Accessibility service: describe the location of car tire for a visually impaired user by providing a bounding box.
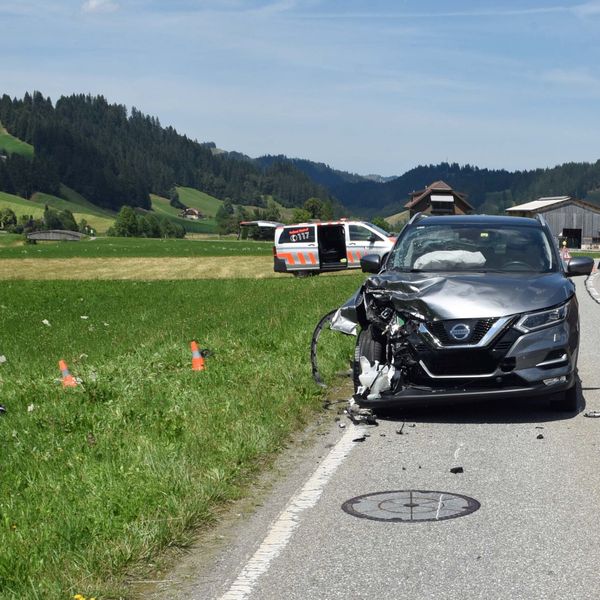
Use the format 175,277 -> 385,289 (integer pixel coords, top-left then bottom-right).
550,383 -> 579,412
353,326 -> 385,391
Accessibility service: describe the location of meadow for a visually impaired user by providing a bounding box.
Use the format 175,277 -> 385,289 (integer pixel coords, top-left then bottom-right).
0,273 -> 361,598
0,235 -> 273,259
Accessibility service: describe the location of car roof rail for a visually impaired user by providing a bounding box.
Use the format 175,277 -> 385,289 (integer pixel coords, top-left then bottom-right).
408,212 -> 427,225
535,213 -> 548,227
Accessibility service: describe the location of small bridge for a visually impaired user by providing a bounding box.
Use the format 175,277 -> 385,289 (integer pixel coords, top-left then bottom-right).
26,230 -> 84,242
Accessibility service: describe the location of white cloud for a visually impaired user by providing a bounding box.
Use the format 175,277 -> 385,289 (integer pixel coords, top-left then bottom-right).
81,0 -> 119,14
573,1 -> 600,17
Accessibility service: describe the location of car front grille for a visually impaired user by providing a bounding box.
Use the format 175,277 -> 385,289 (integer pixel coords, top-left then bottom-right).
427,318 -> 497,346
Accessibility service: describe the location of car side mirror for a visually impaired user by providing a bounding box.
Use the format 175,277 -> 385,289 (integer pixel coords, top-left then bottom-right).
368,234 -> 378,243
566,256 -> 594,277
361,253 -> 382,273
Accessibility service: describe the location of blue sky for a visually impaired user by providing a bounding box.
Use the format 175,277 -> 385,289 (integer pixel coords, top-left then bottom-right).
1,0 -> 600,176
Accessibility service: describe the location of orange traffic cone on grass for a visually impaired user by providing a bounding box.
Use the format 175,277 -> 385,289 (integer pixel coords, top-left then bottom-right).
190,341 -> 205,371
59,359 -> 78,387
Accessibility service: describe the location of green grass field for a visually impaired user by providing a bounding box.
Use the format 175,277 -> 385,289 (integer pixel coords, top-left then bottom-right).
0,125 -> 34,157
0,275 -> 360,598
0,236 -> 273,259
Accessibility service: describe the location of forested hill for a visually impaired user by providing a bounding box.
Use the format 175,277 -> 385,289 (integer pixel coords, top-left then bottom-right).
331,161 -> 600,217
0,92 -> 332,211
251,156 -> 600,218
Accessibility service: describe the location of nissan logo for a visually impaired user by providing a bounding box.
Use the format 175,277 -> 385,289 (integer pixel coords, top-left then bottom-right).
449,323 -> 471,341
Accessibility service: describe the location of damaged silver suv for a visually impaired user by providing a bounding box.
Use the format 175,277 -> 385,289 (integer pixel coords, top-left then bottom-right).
332,214 -> 594,412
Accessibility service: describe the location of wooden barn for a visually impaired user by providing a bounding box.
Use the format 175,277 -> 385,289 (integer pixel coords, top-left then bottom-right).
404,180 -> 473,217
506,196 -> 600,248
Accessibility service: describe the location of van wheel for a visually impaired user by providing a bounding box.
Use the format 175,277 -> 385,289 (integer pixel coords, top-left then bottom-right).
292,270 -> 319,278
353,326 -> 385,391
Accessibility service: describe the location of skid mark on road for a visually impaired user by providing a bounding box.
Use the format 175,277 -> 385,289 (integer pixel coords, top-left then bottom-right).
218,424 -> 366,600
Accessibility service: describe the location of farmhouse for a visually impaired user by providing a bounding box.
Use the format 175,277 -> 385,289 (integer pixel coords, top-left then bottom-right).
506,196 -> 600,248
404,180 -> 473,217
180,207 -> 203,220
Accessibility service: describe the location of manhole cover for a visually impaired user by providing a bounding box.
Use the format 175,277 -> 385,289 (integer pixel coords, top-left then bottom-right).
342,490 -> 480,523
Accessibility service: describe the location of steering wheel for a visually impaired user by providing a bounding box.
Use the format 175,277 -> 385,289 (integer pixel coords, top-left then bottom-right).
503,260 -> 532,271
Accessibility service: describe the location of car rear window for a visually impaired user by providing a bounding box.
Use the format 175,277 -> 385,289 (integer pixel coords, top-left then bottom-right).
279,226 -> 315,244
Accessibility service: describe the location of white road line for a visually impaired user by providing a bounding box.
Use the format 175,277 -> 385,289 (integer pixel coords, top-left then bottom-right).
218,423 -> 366,600
453,444 -> 464,461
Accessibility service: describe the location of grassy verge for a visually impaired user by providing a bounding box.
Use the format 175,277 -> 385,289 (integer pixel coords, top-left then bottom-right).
0,275 -> 361,598
0,237 -> 273,259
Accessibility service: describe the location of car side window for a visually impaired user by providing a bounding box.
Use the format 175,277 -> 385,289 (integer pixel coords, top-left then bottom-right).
349,225 -> 381,242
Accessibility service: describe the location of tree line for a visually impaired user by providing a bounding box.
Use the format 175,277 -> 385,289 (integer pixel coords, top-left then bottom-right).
0,92 -> 333,213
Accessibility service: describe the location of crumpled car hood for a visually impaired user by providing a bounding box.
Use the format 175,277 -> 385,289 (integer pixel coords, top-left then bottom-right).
353,271 -> 575,321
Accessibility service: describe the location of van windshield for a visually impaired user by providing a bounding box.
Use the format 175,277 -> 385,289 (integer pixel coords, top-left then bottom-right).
388,223 -> 558,273
366,223 -> 391,237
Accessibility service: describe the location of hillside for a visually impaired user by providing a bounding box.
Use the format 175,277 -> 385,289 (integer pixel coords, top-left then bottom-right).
0,92 -> 333,215
0,125 -> 34,157
2,92 -> 600,222
0,188 -> 116,234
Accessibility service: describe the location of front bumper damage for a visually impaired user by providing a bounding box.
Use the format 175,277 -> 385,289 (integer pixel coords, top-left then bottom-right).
330,273 -> 578,408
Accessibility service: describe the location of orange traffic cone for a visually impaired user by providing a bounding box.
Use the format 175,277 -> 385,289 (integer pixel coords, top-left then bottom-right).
190,341 -> 205,371
59,359 -> 78,387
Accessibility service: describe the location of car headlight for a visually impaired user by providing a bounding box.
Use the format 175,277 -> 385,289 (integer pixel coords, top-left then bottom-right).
515,302 -> 568,333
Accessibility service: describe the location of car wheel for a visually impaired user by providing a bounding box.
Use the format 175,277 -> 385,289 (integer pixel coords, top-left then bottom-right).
550,384 -> 579,412
353,326 -> 385,391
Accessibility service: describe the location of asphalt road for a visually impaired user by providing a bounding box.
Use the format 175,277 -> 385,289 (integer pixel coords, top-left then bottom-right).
151,278 -> 600,600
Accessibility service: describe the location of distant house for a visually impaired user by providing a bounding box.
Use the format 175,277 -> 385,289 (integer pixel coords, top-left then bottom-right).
180,208 -> 203,220
404,180 -> 473,217
506,196 -> 600,248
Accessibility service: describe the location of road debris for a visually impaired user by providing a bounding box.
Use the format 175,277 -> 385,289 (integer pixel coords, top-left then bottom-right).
352,435 -> 367,443
450,466 -> 464,474
346,397 -> 378,425
537,434 -> 545,439
584,411 -> 600,418
42,319 -> 51,327
396,423 -> 406,435
0,404 -> 6,415
338,422 -> 346,429
27,404 -> 34,412
0,355 -> 6,365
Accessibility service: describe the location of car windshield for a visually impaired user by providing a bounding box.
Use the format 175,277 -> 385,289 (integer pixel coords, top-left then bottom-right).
387,223 -> 558,273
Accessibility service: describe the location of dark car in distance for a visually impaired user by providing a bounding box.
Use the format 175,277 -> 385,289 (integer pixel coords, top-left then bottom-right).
332,214 -> 594,412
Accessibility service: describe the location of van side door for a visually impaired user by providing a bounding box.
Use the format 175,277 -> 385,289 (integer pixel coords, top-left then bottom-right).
275,225 -> 319,273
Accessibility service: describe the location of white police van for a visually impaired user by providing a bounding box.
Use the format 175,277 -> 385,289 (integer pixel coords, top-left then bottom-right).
273,220 -> 396,276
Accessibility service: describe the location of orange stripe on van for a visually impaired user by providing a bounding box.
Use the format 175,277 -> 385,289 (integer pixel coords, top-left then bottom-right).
297,252 -> 306,265
308,252 -> 317,265
277,252 -> 295,265
347,251 -> 354,262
